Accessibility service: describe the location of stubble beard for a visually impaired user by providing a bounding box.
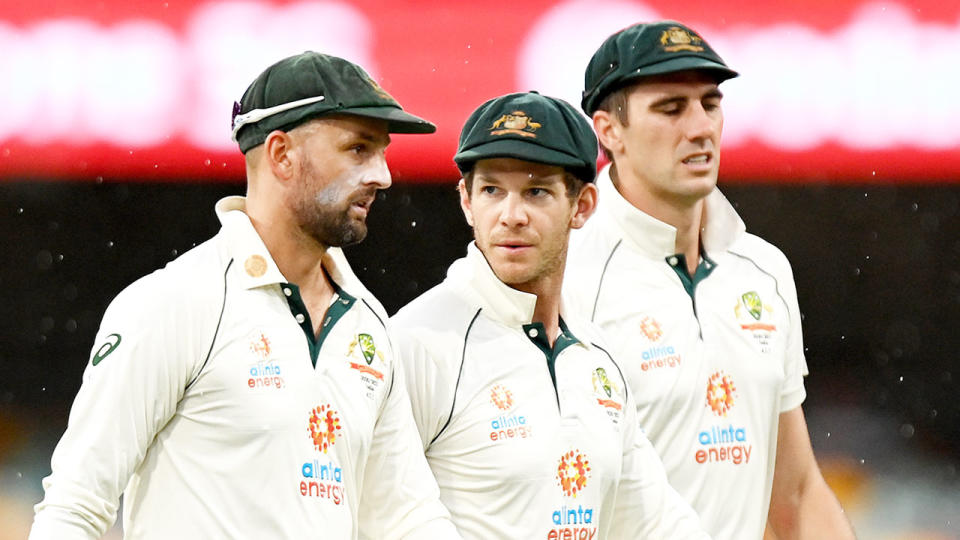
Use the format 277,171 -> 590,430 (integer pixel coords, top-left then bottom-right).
291,176 -> 369,249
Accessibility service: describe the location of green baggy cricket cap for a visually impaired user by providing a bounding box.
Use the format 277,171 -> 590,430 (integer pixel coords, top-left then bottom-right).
581,20 -> 738,115
454,91 -> 598,183
232,51 -> 436,153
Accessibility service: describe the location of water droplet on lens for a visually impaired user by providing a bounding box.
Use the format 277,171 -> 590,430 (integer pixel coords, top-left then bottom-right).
899,424 -> 915,438
204,159 -> 211,166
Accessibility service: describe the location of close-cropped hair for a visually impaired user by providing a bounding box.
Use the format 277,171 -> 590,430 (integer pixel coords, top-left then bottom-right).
595,86 -> 631,161
462,168 -> 586,200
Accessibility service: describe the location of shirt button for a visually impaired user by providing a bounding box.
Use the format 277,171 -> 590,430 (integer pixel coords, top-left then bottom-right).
283,287 -> 292,297
668,256 -> 679,266
295,313 -> 305,324
528,328 -> 539,338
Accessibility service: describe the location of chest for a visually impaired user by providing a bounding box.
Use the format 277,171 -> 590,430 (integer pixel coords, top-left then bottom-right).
178,287 -> 393,453
431,324 -> 626,490
596,254 -> 791,418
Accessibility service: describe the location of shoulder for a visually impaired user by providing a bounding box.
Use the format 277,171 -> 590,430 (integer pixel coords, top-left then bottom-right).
390,282 -> 482,365
103,234 -> 229,325
727,231 -> 796,282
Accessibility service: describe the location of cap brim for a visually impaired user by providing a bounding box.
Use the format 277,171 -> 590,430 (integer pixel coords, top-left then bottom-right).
626,56 -> 738,83
455,139 -> 584,171
340,105 -> 436,134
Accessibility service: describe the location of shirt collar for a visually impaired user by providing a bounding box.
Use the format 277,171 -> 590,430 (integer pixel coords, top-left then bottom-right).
448,242 -> 590,344
215,196 -> 376,303
596,164 -> 746,258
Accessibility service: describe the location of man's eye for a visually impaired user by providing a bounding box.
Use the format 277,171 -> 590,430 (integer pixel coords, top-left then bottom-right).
480,185 -> 498,195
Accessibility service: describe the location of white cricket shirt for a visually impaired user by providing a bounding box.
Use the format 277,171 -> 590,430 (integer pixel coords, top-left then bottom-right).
391,243 -> 707,540
30,196 -> 458,540
565,165 -> 809,540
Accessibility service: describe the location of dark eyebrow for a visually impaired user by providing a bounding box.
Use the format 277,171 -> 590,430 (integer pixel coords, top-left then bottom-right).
354,130 -> 391,147
704,88 -> 724,100
649,96 -> 687,109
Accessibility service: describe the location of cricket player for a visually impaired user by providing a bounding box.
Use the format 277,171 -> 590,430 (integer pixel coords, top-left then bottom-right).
392,91 -> 708,539
565,21 -> 856,539
30,52 -> 459,539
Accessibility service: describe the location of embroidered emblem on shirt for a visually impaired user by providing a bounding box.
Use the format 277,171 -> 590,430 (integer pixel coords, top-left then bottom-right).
308,404 -> 342,453
556,450 -> 591,497
490,384 -> 514,410
698,372 -> 752,465
249,332 -> 272,359
347,334 -> 385,380
91,333 -> 122,366
734,291 -> 777,352
551,450 -> 597,536
705,371 -> 737,417
638,316 -> 663,342
244,254 -> 267,277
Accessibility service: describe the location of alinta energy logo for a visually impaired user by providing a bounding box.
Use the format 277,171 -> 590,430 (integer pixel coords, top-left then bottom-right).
247,331 -> 285,390
488,384 -> 531,442
637,315 -> 681,372
550,450 -> 596,540
697,371 -> 752,466
301,404 -> 346,505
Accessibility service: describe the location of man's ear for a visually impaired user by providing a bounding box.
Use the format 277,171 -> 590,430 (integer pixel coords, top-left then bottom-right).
264,130 -> 296,181
570,182 -> 598,230
458,178 -> 474,227
593,110 -> 624,157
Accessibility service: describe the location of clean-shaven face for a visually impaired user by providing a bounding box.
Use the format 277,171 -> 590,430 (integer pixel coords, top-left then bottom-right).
617,71 -> 724,206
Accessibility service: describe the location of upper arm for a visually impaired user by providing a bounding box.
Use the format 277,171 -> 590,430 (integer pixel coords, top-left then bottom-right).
356,360 -> 460,540
31,277 -> 208,539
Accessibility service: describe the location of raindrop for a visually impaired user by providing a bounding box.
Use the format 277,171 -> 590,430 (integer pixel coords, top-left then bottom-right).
17,208 -> 24,214
411,221 -> 417,228
899,424 -> 915,438
863,192 -> 868,198
929,409 -> 938,419
65,319 -> 78,333
56,254 -> 64,262
864,255 -> 870,261
464,60 -> 469,64
871,171 -> 876,176
204,159 -> 212,166
128,150 -> 134,155
826,432 -> 831,438
853,267 -> 861,276
466,44 -> 471,49
41,387 -> 46,392
96,176 -> 104,184
841,335 -> 845,341
107,241 -> 114,248
171,249 -> 179,257
859,458 -> 865,464
154,164 -> 159,169
40,317 -> 55,332
36,250 -> 53,270
17,472 -> 22,479
379,268 -> 386,274
898,376 -> 904,382
911,202 -> 919,212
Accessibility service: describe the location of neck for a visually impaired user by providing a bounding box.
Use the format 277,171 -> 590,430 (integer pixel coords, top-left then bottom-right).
610,165 -> 705,275
531,288 -> 562,347
244,192 -> 335,335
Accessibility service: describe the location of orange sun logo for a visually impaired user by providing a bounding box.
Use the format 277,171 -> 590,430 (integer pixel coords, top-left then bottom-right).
308,404 -> 342,453
638,316 -> 663,342
706,371 -> 737,417
556,450 -> 591,497
490,384 -> 514,410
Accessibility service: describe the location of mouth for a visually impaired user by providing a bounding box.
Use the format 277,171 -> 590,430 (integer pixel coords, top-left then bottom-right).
350,194 -> 376,217
681,152 -> 712,166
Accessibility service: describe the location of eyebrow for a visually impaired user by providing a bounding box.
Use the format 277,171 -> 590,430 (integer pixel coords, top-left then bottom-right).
351,129 -> 391,147
649,88 -> 724,109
